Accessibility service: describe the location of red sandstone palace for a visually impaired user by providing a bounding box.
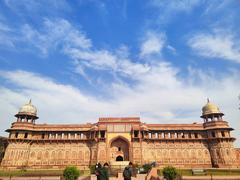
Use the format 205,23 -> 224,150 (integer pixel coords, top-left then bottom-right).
1,100 -> 240,169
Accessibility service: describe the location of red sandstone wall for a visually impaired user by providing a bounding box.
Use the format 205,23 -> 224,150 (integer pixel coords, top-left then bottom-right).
235,148 -> 240,167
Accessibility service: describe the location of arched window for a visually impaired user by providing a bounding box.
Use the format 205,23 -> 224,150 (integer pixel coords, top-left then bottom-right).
45,151 -> 49,159
170,150 -> 175,157
79,151 -> 83,160
58,151 -> 62,160
15,151 -> 18,160
205,150 -> 209,157
85,151 -> 90,159
163,150 -> 167,157
37,151 -> 42,160
72,151 -> 77,159
198,150 -> 202,157
191,150 -> 196,158
51,151 -> 55,160
184,150 -> 188,158
177,150 -> 182,157
65,151 -> 69,159
11,150 -> 15,160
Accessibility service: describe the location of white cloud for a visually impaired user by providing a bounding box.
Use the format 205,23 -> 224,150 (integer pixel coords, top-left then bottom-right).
0,34 -> 14,48
68,47 -> 151,79
152,0 -> 200,12
188,31 -> 240,63
140,31 -> 166,57
21,19 -> 91,56
150,0 -> 201,23
3,0 -> 71,16
0,22 -> 11,32
0,18 -> 239,147
1,66 -> 240,146
15,19 -> 150,79
166,45 -> 176,54
0,21 -> 15,48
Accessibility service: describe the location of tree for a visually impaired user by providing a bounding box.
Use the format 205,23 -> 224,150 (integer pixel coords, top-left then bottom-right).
162,166 -> 177,180
63,166 -> 80,180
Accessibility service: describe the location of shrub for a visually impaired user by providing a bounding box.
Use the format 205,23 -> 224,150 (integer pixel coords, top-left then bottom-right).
63,166 -> 80,180
142,164 -> 152,173
89,165 -> 96,174
162,166 -> 177,180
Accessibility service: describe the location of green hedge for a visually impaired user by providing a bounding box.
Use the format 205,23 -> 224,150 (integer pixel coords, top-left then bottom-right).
162,166 -> 178,180
63,166 -> 80,180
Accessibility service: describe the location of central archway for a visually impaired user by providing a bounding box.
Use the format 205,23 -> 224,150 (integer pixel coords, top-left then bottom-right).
116,155 -> 123,161
110,136 -> 129,161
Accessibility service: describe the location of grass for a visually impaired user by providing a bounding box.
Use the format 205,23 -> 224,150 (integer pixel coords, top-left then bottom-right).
158,168 -> 240,176
0,169 -> 90,177
206,169 -> 240,176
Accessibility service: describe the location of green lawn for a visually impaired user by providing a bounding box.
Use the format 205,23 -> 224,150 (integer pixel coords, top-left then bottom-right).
158,168 -> 240,176
206,169 -> 240,176
0,169 -> 90,177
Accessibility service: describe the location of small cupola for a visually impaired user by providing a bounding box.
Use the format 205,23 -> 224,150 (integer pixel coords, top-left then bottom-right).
201,99 -> 224,122
15,99 -> 38,123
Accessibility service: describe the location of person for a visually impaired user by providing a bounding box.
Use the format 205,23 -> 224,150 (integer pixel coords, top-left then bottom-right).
95,162 -> 102,180
123,162 -> 133,180
102,162 -> 109,180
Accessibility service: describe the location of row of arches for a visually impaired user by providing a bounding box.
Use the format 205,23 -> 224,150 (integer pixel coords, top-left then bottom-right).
4,149 -> 91,161
4,149 -> 28,160
31,150 -> 90,160
144,149 -> 211,159
211,148 -> 233,159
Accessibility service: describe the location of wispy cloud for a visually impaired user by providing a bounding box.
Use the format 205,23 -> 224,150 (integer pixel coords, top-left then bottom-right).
140,31 -> 166,57
3,0 -> 71,16
0,21 -> 15,48
18,19 -> 151,80
188,30 -> 240,63
150,0 -> 201,23
21,19 -> 91,56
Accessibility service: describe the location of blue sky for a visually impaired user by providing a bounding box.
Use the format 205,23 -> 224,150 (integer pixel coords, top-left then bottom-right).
0,0 -> 240,145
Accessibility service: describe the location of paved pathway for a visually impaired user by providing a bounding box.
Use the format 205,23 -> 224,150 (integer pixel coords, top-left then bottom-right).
182,176 -> 240,180
0,177 -> 90,180
2,175 -> 240,180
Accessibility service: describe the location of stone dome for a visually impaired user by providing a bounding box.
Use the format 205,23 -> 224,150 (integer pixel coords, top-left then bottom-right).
17,100 -> 37,117
201,99 -> 222,117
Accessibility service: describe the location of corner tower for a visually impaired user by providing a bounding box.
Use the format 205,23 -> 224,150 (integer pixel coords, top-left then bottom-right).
201,99 -> 237,167
8,100 -> 38,140
15,99 -> 38,124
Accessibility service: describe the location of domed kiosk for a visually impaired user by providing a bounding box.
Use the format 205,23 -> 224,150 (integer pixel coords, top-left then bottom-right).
15,99 -> 38,124
201,99 -> 224,123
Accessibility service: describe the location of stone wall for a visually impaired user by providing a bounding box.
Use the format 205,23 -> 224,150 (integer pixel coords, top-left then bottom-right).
0,137 -> 8,164
208,141 -> 237,168
1,141 -> 97,169
235,148 -> 240,168
140,141 -> 212,168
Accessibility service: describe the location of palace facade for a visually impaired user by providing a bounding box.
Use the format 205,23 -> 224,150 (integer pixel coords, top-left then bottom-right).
1,100 -> 240,169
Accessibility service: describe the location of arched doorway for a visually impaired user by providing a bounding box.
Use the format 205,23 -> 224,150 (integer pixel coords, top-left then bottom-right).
116,155 -> 123,161
110,136 -> 129,161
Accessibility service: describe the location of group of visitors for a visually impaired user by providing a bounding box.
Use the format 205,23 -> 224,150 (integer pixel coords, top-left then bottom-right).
95,162 -> 133,180
95,162 -> 109,180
